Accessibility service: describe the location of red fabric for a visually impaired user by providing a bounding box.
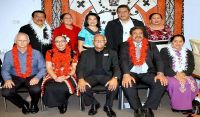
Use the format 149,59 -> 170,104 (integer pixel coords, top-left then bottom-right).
52,23 -> 81,52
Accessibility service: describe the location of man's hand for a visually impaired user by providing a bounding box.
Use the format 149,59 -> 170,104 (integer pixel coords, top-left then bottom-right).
122,74 -> 136,88
3,80 -> 15,88
29,77 -> 39,85
105,77 -> 118,91
78,79 -> 91,93
154,73 -> 168,86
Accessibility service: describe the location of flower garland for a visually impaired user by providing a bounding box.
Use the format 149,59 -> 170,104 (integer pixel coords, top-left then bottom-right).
12,45 -> 33,78
127,37 -> 148,65
51,45 -> 76,77
167,44 -> 187,72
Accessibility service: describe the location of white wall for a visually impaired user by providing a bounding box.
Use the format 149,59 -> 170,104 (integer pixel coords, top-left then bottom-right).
0,0 -> 199,51
184,0 -> 200,49
0,0 -> 41,52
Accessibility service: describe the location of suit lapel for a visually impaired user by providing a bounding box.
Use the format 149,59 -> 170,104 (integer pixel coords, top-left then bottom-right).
103,49 -> 110,69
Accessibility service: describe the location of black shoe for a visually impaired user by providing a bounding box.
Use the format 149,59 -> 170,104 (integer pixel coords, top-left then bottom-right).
134,108 -> 144,117
103,106 -> 116,117
144,108 -> 154,117
30,104 -> 39,114
22,102 -> 30,114
58,103 -> 67,114
88,103 -> 100,115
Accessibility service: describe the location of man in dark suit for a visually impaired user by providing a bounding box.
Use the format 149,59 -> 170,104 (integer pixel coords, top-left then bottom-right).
105,5 -> 147,51
119,27 -> 168,117
77,34 -> 121,117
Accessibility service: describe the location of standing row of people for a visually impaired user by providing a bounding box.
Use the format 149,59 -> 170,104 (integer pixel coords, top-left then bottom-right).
1,4 -> 198,117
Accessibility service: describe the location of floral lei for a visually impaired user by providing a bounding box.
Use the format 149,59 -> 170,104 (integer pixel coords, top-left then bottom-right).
51,45 -> 76,76
12,45 -> 32,78
167,44 -> 188,72
127,37 -> 149,65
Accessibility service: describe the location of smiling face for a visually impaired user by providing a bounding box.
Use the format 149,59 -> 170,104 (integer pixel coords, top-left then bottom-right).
62,14 -> 73,26
93,34 -> 107,51
130,28 -> 144,43
150,13 -> 162,25
87,15 -> 98,27
171,36 -> 184,51
117,7 -> 130,21
15,33 -> 30,49
32,12 -> 46,27
54,36 -> 67,51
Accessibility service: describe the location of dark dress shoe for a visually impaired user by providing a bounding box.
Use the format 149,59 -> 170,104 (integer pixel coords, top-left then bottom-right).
22,103 -> 30,114
30,104 -> 39,114
103,106 -> 116,117
88,103 -> 100,115
144,108 -> 154,117
134,108 -> 144,117
58,104 -> 67,114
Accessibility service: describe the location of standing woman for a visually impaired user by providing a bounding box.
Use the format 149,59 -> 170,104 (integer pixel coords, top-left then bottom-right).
52,13 -> 81,53
42,36 -> 78,114
78,12 -> 105,53
146,13 -> 171,44
160,34 -> 198,112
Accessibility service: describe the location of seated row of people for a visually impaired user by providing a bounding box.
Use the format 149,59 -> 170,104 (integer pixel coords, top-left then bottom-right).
1,26 -> 198,117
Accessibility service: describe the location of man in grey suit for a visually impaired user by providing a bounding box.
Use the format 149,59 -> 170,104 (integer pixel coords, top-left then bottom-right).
119,27 -> 167,117
77,34 -> 121,117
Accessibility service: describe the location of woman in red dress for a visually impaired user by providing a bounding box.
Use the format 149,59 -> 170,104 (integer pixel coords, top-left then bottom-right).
42,35 -> 78,114
52,13 -> 81,53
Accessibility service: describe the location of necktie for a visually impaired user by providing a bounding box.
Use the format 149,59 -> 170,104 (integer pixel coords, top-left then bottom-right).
136,43 -> 141,59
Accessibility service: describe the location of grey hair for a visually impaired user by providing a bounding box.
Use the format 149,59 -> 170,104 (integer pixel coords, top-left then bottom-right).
14,32 -> 30,43
93,34 -> 107,41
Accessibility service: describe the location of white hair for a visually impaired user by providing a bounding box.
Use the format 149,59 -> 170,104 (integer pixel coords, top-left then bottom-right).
14,32 -> 30,43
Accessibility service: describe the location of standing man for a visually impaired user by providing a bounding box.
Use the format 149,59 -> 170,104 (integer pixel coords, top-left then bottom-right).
1,33 -> 46,114
105,5 -> 147,51
77,34 -> 121,117
119,27 -> 167,117
19,10 -> 52,56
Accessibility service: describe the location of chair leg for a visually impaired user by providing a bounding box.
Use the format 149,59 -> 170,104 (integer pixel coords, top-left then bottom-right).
80,94 -> 85,111
3,97 -> 7,112
118,86 -> 123,110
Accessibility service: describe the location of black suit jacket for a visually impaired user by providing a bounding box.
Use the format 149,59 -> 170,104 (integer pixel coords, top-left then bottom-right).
76,48 -> 121,79
160,47 -> 194,77
105,18 -> 147,51
119,42 -> 164,75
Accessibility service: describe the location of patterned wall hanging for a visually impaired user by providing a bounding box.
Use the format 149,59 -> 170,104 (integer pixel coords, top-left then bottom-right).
42,0 -> 183,34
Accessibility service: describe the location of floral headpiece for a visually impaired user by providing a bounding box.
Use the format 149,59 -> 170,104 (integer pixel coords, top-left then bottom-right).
62,34 -> 70,43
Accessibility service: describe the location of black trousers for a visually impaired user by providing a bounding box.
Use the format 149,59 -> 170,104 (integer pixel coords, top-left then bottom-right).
123,73 -> 166,110
2,75 -> 41,108
82,75 -> 118,107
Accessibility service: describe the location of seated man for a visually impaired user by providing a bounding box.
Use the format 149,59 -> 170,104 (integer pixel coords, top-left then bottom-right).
1,33 -> 46,114
77,34 -> 121,117
119,27 -> 168,117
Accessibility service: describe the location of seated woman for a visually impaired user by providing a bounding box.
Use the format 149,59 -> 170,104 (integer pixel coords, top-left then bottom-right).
42,36 -> 78,114
160,34 -> 198,112
78,12 -> 105,53
146,13 -> 171,45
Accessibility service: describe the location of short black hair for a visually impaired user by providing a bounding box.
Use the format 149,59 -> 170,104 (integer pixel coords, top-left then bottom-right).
149,13 -> 162,20
60,13 -> 72,20
84,12 -> 101,28
32,10 -> 46,18
129,26 -> 145,35
170,34 -> 185,43
117,4 -> 130,13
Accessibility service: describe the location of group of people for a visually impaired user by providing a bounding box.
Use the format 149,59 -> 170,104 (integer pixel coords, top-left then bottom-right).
1,4 -> 198,117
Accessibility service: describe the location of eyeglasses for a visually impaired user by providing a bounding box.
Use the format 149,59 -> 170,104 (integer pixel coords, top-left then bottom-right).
55,40 -> 66,44
94,40 -> 106,43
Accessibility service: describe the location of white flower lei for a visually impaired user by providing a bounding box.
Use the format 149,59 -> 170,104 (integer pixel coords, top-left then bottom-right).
167,44 -> 188,72
30,20 -> 52,45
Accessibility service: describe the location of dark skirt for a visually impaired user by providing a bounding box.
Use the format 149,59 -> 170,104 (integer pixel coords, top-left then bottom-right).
42,80 -> 71,107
